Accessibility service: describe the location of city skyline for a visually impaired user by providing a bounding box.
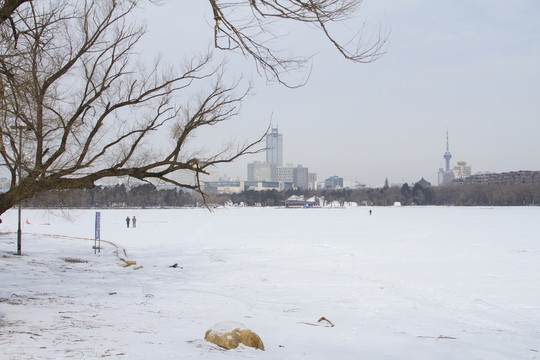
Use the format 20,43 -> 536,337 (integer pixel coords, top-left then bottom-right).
2,2 -> 538,189
141,1 -> 537,187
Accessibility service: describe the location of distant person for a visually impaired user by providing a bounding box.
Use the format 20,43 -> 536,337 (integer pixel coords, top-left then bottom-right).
369,209 -> 372,216
132,216 -> 137,228
125,216 -> 130,228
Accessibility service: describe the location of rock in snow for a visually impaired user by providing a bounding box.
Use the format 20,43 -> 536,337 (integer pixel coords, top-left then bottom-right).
204,321 -> 264,350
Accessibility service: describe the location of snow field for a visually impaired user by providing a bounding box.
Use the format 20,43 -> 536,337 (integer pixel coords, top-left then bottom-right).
1,206 -> 539,359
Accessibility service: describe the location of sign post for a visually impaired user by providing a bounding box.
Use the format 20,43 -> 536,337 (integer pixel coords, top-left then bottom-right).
94,211 -> 101,253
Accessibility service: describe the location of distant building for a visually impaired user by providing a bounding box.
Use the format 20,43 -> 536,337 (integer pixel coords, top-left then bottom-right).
247,127 -> 313,190
276,164 -> 294,183
266,127 -> 283,166
284,195 -> 323,208
438,170 -> 454,186
244,181 -> 292,191
247,161 -> 275,181
293,165 -> 309,189
308,173 -> 318,190
453,161 -> 472,180
463,170 -> 540,186
436,131 -> 472,186
204,180 -> 244,194
204,179 -> 295,194
275,164 -> 308,189
244,181 -> 279,191
415,177 -> 432,187
324,176 -> 343,189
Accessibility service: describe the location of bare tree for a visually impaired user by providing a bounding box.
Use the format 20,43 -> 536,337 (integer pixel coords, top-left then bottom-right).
0,0 -> 264,217
0,0 -> 387,218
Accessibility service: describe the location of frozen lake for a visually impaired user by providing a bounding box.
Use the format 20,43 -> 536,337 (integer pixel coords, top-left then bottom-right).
1,206 -> 539,359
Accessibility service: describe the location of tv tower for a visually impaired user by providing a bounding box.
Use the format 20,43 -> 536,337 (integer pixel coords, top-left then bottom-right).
443,130 -> 452,172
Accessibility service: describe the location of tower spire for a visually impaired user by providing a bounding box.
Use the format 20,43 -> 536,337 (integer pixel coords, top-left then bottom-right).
443,129 -> 452,172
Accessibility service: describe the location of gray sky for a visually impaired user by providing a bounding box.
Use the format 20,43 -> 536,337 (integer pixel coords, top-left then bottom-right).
4,1 -> 539,188
142,0 -> 536,187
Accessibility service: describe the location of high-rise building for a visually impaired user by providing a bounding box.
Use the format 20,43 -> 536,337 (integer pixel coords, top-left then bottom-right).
247,161 -> 275,181
308,173 -> 318,190
276,164 -> 294,183
266,127 -> 283,166
293,165 -> 309,190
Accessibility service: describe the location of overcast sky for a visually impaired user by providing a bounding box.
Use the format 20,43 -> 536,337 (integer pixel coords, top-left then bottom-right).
147,0 -> 537,187
5,1 -> 538,188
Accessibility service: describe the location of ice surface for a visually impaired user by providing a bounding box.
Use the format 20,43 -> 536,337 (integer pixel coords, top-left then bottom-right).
1,206 -> 539,359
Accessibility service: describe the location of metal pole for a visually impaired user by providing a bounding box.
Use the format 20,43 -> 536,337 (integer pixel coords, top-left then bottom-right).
17,203 -> 21,255
17,126 -> 22,255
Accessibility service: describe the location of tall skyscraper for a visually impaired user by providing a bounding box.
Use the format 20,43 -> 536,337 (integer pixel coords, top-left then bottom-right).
266,127 -> 283,166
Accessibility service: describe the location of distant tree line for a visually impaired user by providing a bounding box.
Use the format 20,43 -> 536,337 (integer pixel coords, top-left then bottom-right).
17,183 -> 540,209
23,184 -> 196,208
214,183 -> 540,207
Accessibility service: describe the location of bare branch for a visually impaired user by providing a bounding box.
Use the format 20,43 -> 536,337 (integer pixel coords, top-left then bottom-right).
207,0 -> 389,85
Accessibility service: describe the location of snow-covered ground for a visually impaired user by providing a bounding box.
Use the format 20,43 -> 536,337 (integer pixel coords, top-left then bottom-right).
1,206 -> 539,359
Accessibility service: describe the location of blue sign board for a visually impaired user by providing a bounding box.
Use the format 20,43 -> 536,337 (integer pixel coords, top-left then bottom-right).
95,212 -> 101,240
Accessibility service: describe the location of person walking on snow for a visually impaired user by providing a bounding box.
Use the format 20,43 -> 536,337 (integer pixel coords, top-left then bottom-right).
125,216 -> 130,228
132,216 -> 137,228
